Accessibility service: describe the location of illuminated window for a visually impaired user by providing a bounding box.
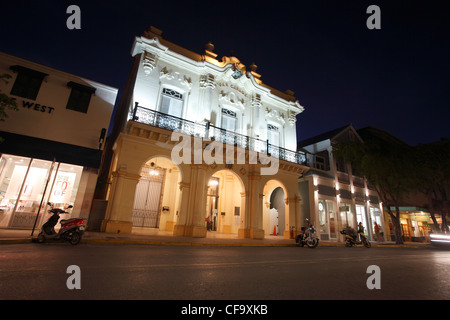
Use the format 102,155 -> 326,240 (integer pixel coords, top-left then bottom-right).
267,124 -> 280,147
221,108 -> 237,132
160,88 -> 183,118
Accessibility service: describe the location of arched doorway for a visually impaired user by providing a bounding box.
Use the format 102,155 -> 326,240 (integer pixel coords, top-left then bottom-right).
263,180 -> 288,237
132,157 -> 182,231
206,169 -> 245,235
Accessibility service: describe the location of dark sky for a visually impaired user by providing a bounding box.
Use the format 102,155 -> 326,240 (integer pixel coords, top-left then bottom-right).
1,0 -> 448,146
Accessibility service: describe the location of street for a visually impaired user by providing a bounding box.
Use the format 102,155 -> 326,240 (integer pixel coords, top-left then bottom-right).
1,242 -> 449,302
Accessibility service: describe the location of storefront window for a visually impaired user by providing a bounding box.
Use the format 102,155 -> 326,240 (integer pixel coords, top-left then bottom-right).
0,154 -> 83,229
356,204 -> 370,238
370,206 -> 382,230
11,158 -> 55,228
327,200 -> 336,238
340,202 -> 355,229
0,155 -> 32,227
318,199 -> 337,240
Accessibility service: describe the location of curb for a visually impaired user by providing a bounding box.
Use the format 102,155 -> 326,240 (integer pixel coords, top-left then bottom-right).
0,237 -> 431,248
0,238 -> 33,244
82,238 -> 299,247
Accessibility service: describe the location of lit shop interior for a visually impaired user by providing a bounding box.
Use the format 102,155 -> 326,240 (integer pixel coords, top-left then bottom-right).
0,154 -> 93,230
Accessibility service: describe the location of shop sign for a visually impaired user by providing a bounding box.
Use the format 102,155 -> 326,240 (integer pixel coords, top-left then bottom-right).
10,96 -> 55,114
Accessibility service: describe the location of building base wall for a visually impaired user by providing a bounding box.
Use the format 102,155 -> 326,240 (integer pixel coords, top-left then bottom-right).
238,228 -> 265,240
102,220 -> 133,234
173,224 -> 207,238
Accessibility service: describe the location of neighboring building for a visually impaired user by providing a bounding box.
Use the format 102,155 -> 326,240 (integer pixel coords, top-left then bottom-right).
98,26 -> 309,239
297,124 -> 386,242
0,52 -> 118,230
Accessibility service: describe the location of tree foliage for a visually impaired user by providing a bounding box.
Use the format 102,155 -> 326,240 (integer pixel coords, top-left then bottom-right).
414,139 -> 450,232
0,73 -> 18,122
333,127 -> 415,244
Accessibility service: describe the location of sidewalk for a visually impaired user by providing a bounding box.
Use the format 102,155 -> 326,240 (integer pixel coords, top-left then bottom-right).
0,227 -> 432,248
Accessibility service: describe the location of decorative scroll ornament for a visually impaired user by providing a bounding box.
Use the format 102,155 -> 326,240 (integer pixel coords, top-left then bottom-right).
287,110 -> 297,127
200,73 -> 216,89
160,67 -> 192,89
219,90 -> 245,109
251,93 -> 262,108
265,107 -> 286,125
143,52 -> 157,75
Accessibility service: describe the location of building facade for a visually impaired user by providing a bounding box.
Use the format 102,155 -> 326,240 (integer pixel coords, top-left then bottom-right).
298,125 -> 387,242
99,26 -> 310,239
0,52 -> 118,230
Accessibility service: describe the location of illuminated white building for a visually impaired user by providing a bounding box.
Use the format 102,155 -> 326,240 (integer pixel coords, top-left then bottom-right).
0,52 -> 118,230
298,124 -> 386,242
99,26 -> 309,239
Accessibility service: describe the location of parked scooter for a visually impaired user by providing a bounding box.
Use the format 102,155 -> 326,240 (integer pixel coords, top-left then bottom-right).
340,224 -> 371,248
37,202 -> 85,245
295,219 -> 320,248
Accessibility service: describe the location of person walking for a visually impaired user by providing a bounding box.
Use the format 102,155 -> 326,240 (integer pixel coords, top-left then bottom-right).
374,222 -> 381,242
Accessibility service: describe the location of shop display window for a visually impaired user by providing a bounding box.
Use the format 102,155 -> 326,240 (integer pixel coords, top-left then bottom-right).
0,154 -> 83,229
340,202 -> 355,229
356,204 -> 370,237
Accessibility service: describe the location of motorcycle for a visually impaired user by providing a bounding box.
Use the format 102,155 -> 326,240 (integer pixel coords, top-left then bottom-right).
37,202 -> 85,245
340,227 -> 371,248
295,219 -> 320,248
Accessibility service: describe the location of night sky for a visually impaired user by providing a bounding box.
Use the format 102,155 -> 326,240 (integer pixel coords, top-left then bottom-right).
1,0 -> 448,147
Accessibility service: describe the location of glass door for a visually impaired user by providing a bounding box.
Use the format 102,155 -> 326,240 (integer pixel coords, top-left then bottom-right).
318,200 -> 329,240
327,200 -> 336,239
356,204 -> 370,239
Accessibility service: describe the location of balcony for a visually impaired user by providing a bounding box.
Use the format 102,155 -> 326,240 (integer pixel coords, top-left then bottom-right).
130,103 -> 309,166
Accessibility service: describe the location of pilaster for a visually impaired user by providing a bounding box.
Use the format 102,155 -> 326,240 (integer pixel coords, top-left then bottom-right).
101,170 -> 140,234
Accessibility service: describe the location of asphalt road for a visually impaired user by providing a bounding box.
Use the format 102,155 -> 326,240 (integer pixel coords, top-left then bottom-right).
1,242 -> 449,302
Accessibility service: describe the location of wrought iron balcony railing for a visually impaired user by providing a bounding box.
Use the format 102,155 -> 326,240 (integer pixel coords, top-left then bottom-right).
131,103 -> 308,166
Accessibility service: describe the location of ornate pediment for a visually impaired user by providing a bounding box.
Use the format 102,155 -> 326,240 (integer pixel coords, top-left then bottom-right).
265,107 -> 286,125
219,90 -> 245,110
159,67 -> 192,89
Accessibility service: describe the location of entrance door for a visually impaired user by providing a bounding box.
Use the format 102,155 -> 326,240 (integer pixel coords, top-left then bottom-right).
132,166 -> 165,228
269,208 -> 279,235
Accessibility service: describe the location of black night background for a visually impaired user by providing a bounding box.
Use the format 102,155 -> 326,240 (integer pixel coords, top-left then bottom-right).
1,0 -> 448,145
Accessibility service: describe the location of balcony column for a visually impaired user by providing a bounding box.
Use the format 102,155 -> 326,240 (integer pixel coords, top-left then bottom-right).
190,165 -> 208,237
173,181 -> 190,236
101,170 -> 140,234
239,171 -> 264,239
285,194 -> 302,239
173,165 -> 207,238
